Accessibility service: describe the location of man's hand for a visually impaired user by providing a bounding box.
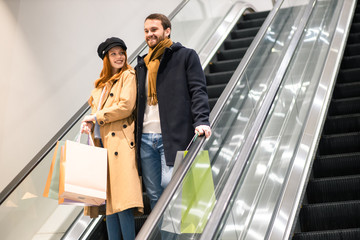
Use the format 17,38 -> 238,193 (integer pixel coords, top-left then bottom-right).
195,125 -> 211,138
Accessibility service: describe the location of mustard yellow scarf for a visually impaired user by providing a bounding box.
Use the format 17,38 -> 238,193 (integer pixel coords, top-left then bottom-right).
143,38 -> 173,105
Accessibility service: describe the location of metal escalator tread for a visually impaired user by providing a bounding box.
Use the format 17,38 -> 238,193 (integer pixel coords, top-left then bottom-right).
205,10 -> 270,111
293,228 -> 360,240
292,3 -> 360,239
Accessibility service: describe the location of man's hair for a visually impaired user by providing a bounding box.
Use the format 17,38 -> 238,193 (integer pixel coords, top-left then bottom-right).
145,13 -> 171,33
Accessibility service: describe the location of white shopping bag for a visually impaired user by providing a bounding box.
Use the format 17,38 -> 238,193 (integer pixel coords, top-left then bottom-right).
58,134 -> 107,206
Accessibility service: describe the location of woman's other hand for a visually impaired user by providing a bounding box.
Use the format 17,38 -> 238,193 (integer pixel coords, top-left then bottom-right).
81,115 -> 95,134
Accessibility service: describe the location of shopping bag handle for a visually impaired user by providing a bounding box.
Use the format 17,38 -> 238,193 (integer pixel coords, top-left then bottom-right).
75,132 -> 95,146
185,133 -> 199,151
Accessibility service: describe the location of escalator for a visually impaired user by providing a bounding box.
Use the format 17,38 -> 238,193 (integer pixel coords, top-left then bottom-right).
2,0 -> 356,239
293,2 -> 360,240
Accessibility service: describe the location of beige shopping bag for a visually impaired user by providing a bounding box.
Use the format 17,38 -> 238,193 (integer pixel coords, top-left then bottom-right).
58,135 -> 107,206
43,141 -> 64,199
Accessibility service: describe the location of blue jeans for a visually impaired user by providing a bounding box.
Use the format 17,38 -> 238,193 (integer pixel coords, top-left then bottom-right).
140,133 -> 173,209
106,208 -> 135,240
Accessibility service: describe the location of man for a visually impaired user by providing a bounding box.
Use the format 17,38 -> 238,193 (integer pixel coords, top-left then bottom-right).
135,13 -> 211,209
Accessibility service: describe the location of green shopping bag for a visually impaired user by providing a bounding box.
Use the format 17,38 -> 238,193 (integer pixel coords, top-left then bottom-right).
181,150 -> 215,233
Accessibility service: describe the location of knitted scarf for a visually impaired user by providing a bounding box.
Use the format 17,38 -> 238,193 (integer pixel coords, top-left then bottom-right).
143,38 -> 173,105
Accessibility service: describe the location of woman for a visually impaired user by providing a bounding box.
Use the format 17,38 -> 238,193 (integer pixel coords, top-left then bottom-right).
81,37 -> 143,240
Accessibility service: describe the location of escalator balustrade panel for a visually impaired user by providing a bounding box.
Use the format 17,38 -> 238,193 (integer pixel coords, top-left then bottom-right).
293,3 -> 360,240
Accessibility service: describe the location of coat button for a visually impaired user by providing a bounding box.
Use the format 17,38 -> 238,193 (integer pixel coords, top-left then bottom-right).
130,142 -> 134,146
123,124 -> 127,128
111,132 -> 115,136
114,152 -> 118,156
110,93 -> 114,97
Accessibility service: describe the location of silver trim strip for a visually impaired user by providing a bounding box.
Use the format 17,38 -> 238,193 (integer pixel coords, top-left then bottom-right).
267,1 -> 357,239
199,0 -> 318,239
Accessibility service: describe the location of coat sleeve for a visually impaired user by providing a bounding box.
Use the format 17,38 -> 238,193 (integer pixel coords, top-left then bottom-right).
95,69 -> 137,125
185,49 -> 210,128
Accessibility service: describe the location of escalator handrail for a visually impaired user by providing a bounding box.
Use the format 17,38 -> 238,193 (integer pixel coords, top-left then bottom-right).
0,0 -> 191,206
135,1 -> 292,239
199,0 -> 319,239
267,1 -> 357,239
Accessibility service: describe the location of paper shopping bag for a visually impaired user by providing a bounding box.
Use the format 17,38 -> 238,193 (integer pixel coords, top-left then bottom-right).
43,141 -> 65,199
180,150 -> 215,233
58,139 -> 107,206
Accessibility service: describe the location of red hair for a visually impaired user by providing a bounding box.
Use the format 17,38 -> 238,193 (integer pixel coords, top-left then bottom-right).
88,50 -> 131,106
94,50 -> 130,88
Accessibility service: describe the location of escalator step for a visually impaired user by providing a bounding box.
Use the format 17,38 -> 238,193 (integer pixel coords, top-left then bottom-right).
350,22 -> 360,33
242,11 -> 269,20
231,27 -> 260,39
207,84 -> 227,98
328,97 -> 360,116
135,215 -> 148,233
333,82 -> 360,99
209,98 -> 218,110
323,114 -> 360,134
307,175 -> 360,204
209,59 -> 241,73
337,68 -> 360,84
206,71 -> 233,85
347,32 -> 360,45
353,13 -> 360,23
217,48 -> 247,61
299,200 -> 360,232
340,55 -> 360,69
318,132 -> 360,155
293,228 -> 360,240
224,37 -> 253,49
237,18 -> 266,29
344,43 -> 360,56
313,152 -> 360,178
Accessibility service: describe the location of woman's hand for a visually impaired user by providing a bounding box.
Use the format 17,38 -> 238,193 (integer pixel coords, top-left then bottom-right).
81,115 -> 95,134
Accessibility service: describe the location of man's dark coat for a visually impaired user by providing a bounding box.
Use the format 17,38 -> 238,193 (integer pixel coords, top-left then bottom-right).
135,42 -> 210,166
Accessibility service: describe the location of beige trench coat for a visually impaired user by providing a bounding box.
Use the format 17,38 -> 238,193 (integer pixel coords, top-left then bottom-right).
84,69 -> 143,217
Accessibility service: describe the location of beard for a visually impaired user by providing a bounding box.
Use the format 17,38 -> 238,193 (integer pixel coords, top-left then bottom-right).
147,33 -> 166,48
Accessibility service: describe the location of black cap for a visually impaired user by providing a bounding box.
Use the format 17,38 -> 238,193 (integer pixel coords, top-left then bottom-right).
97,37 -> 127,59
